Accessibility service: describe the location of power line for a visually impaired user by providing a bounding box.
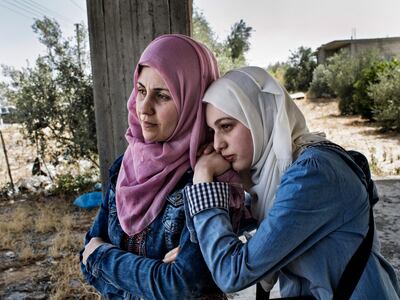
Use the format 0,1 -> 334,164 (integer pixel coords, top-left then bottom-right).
1,0 -> 80,32
3,0 -> 73,31
17,0 -> 58,18
0,2 -> 34,20
14,0 -> 56,20
23,0 -> 75,24
69,0 -> 85,12
23,0 -> 75,30
3,0 -> 43,19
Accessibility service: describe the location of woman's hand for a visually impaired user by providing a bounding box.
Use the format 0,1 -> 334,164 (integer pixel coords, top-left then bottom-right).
162,246 -> 180,263
194,146 -> 231,184
82,237 -> 105,266
197,143 -> 215,156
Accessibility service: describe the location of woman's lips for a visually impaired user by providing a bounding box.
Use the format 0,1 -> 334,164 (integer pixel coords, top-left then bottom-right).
223,155 -> 235,163
142,121 -> 157,129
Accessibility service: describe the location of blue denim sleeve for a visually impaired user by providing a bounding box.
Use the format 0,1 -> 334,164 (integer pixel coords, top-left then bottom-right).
84,189 -> 112,244
80,247 -> 129,299
183,196 -> 199,243
84,225 -> 218,299
190,155 -> 367,293
80,185 -> 130,298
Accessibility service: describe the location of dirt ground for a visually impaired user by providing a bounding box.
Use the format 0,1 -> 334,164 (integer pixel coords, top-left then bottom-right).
0,97 -> 399,299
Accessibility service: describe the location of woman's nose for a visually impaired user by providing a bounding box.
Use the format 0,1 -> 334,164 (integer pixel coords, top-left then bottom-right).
214,134 -> 227,153
138,95 -> 154,115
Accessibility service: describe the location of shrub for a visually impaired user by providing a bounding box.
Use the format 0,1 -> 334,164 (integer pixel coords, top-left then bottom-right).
324,50 -> 356,113
324,49 -> 381,115
267,62 -> 288,86
368,63 -> 400,131
2,18 -> 97,165
308,64 -> 334,98
284,46 -> 317,92
352,59 -> 399,120
53,173 -> 95,194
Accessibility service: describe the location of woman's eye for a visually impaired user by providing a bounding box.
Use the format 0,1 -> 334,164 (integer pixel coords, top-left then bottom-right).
158,93 -> 171,101
137,88 -> 146,97
220,124 -> 232,131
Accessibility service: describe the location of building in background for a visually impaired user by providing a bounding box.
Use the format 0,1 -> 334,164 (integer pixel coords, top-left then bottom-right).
317,36 -> 400,64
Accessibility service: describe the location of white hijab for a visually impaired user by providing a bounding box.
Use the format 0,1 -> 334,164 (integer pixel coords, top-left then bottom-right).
203,66 -> 327,221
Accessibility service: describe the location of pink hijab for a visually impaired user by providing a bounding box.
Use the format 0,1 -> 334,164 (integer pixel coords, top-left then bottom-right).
116,34 -> 220,236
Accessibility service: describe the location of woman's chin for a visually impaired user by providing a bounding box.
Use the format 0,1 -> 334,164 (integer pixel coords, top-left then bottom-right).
143,135 -> 156,143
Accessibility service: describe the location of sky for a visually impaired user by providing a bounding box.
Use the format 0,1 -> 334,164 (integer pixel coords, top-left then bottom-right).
195,0 -> 400,66
0,0 -> 399,81
0,0 -> 86,72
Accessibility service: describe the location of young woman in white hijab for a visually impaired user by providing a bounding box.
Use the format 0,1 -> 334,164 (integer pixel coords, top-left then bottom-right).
184,67 -> 400,299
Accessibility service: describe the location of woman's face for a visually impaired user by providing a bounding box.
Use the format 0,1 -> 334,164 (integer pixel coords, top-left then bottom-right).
136,67 -> 178,142
206,104 -> 253,173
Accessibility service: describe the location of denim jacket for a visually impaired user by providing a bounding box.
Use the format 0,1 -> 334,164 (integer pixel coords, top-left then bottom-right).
186,145 -> 400,300
80,156 -> 224,300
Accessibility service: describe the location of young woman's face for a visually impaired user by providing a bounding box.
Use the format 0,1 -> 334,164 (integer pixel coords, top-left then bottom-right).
206,104 -> 253,173
136,67 -> 178,142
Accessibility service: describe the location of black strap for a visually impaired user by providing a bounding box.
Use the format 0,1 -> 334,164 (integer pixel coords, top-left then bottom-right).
256,283 -> 270,300
333,198 -> 374,300
332,150 -> 376,300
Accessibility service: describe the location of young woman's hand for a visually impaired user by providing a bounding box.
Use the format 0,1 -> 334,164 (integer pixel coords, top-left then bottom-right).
82,237 -> 105,266
162,246 -> 180,263
193,148 -> 231,184
197,143 -> 215,156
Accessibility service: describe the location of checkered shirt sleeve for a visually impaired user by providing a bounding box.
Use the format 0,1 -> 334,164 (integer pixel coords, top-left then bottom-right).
185,182 -> 231,217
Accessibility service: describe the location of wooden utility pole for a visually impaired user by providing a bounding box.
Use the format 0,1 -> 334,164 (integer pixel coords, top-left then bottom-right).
86,0 -> 192,189
0,130 -> 14,193
75,23 -> 82,70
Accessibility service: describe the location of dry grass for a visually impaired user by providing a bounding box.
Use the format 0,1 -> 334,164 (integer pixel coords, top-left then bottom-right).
0,205 -> 34,250
61,214 -> 74,229
50,230 -> 79,258
0,229 -> 14,249
5,205 -> 34,233
50,254 -> 101,300
35,204 -> 59,233
0,195 -> 99,299
19,242 -> 36,262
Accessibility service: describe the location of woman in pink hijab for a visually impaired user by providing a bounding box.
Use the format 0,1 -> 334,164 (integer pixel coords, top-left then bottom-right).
79,34 -> 228,299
